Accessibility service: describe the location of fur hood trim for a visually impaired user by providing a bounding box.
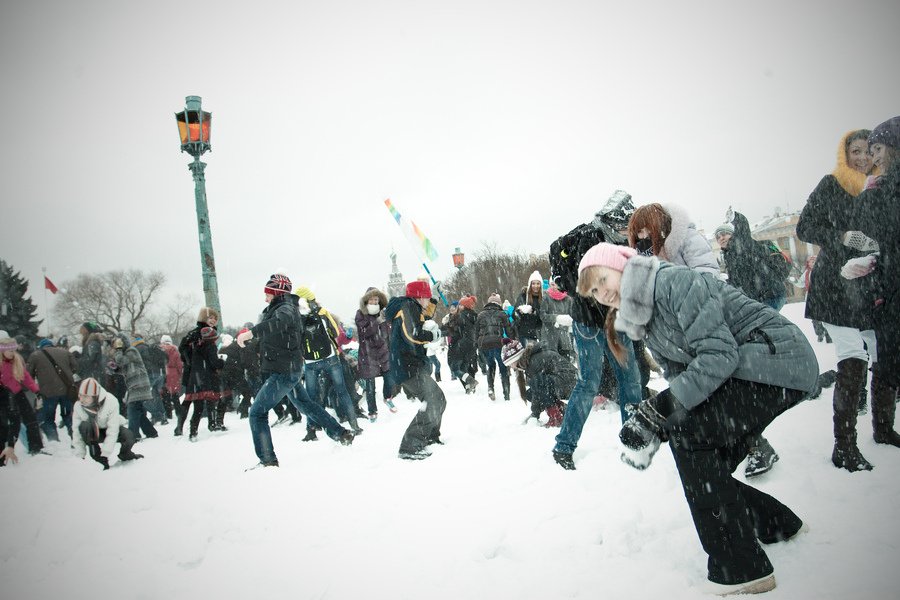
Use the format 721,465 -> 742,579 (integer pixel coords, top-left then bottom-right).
832,130 -> 870,197
359,287 -> 388,312
660,203 -> 697,263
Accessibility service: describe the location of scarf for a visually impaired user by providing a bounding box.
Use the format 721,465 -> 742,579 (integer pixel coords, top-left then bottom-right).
614,255 -> 660,341
81,399 -> 102,442
547,288 -> 568,301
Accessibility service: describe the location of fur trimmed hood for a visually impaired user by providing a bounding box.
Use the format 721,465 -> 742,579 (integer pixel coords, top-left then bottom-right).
359,287 -> 388,312
660,203 -> 697,262
832,130 -> 871,197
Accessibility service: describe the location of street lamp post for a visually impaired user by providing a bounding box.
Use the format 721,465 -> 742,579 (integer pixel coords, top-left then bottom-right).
452,247 -> 465,270
175,95 -> 221,318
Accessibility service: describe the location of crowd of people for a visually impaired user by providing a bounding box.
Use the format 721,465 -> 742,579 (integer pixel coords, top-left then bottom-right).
1,114 -> 898,596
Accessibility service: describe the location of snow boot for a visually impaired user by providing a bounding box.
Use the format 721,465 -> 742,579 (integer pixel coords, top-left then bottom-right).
302,429 -> 318,442
173,403 -> 187,437
832,358 -> 873,471
872,369 -> 900,447
552,450 -> 575,470
206,400 -> 219,432
501,374 -> 511,401
744,436 -> 779,478
215,398 -> 229,431
545,401 -> 566,428
465,375 -> 479,394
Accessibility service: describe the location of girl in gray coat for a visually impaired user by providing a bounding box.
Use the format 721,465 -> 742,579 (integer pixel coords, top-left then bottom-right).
627,202 -> 781,478
111,334 -> 158,440
577,242 -> 818,596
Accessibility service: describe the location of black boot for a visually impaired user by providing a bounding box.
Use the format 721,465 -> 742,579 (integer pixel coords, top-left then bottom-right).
215,398 -> 228,431
173,402 -> 188,436
501,375 -> 511,401
832,358 -> 873,471
872,368 -> 900,447
206,400 -> 219,432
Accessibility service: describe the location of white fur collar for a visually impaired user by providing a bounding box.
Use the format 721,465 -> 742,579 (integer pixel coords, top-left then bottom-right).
615,255 -> 660,340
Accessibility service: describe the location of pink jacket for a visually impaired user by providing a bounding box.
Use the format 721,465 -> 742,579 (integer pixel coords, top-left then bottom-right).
0,358 -> 40,394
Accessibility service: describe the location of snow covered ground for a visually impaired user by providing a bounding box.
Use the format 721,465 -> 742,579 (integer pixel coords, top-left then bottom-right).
2,302 -> 899,600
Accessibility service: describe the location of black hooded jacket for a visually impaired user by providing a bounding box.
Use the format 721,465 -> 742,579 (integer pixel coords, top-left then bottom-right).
250,294 -> 304,376
721,212 -> 790,303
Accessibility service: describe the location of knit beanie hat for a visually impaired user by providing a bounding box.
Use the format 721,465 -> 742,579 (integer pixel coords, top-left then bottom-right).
264,273 -> 292,296
869,116 -> 900,148
501,339 -> 525,366
219,333 -> 234,348
200,327 -> 219,343
81,321 -> 101,333
78,377 -> 101,400
528,270 -> 542,285
37,338 -> 54,348
578,243 -> 637,275
488,293 -> 502,305
160,334 -> 173,345
405,280 -> 432,299
713,222 -> 735,238
0,337 -> 18,352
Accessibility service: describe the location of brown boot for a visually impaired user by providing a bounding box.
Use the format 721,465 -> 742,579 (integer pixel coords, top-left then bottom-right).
872,367 -> 900,447
832,358 -> 873,471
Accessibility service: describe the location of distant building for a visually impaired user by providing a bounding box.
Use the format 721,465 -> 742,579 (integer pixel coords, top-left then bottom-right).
387,251 -> 406,299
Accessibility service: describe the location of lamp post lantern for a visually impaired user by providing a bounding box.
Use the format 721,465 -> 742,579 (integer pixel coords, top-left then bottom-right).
452,247 -> 465,270
175,95 -> 221,318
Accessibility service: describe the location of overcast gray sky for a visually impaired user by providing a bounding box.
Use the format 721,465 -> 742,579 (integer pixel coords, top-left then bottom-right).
2,0 -> 898,332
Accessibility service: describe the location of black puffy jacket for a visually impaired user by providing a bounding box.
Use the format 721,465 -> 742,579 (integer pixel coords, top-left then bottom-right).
250,294 -> 304,376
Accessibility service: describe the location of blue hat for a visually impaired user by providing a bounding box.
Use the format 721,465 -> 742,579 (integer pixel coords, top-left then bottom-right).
37,338 -> 54,348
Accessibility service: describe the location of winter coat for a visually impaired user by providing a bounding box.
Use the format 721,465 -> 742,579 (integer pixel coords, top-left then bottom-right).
615,258 -> 818,410
0,358 -> 39,395
355,289 -> 391,379
475,302 -> 511,350
113,346 -> 152,404
219,343 -> 245,389
72,382 -> 127,459
179,323 -> 211,388
514,288 -> 543,341
161,343 -> 183,394
250,294 -> 304,376
660,203 -> 720,276
239,340 -> 261,380
385,296 -> 438,384
539,290 -> 574,356
77,332 -> 107,382
447,307 -> 478,369
184,340 -> 225,401
797,133 -> 879,330
524,343 -> 578,408
833,160 -> 900,386
26,347 -> 76,398
720,212 -> 790,304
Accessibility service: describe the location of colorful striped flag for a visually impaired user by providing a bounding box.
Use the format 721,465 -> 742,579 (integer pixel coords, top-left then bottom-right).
384,199 -> 439,262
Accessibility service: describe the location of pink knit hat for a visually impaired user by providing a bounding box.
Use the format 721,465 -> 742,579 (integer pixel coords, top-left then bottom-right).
578,243 -> 637,274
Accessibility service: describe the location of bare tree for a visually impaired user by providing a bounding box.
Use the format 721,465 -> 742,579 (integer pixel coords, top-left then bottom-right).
53,269 -> 166,334
139,293 -> 200,342
441,243 -> 550,311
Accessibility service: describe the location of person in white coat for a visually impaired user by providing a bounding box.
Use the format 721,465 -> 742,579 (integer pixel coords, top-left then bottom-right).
73,377 -> 143,470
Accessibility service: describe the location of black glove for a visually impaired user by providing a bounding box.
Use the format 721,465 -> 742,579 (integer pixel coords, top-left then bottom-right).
619,389 -> 678,470
98,456 -> 110,471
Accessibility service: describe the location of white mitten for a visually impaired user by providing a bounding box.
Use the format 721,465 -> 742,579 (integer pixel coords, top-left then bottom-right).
517,305 -> 532,314
297,298 -> 311,315
840,255 -> 877,280
842,231 -> 879,253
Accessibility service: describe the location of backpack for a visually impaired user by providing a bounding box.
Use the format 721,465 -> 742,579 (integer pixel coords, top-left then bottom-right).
549,223 -> 610,295
764,241 -> 793,281
303,315 -> 336,361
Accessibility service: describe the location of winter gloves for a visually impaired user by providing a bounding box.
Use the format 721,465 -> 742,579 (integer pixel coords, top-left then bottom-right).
619,389 -> 678,471
841,230 -> 879,253
840,255 -> 877,280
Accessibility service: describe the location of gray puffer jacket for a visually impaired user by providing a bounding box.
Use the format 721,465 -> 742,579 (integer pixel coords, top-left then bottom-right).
616,257 -> 818,410
114,346 -> 153,404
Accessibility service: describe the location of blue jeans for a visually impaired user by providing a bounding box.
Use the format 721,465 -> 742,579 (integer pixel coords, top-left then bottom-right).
363,370 -> 396,414
304,355 -> 360,430
146,374 -> 167,422
554,321 -> 642,454
428,355 -> 442,379
127,401 -> 158,439
40,394 -> 72,441
249,370 -> 346,464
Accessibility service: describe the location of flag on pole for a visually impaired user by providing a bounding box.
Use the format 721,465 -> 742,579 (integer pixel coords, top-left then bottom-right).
44,276 -> 58,295
384,199 -> 439,262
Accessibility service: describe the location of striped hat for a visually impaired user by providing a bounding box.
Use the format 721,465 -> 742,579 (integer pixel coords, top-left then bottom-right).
78,377 -> 101,400
264,273 -> 292,296
0,337 -> 18,352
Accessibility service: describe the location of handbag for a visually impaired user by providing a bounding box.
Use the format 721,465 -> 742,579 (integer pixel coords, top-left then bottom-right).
41,349 -> 79,403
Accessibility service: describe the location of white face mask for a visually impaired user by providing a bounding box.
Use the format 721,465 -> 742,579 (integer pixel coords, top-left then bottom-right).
367,303 -> 381,315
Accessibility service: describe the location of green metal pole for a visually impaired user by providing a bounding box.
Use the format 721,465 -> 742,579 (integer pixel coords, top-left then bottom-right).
188,155 -> 222,319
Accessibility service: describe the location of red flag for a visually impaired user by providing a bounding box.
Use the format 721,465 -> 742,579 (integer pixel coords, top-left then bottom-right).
44,276 -> 58,294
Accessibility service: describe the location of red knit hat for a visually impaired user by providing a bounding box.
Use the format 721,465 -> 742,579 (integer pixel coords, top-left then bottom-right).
405,280 -> 432,299
458,296 -> 476,310
264,273 -> 292,296
578,243 -> 637,274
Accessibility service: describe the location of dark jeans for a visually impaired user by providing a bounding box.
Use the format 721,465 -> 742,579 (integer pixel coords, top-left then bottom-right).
428,355 -> 442,379
481,347 -> 508,389
398,368 -> 447,454
126,400 -> 158,439
667,379 -> 804,585
304,355 -> 360,430
13,391 -> 43,454
249,371 -> 347,464
40,394 -> 73,441
363,370 -> 396,415
80,422 -> 135,464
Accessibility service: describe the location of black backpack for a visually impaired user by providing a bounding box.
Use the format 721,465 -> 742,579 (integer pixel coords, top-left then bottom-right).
303,316 -> 335,361
549,223 -> 611,295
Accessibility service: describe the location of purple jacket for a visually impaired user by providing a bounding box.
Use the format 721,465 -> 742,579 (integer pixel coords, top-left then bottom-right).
355,288 -> 391,379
